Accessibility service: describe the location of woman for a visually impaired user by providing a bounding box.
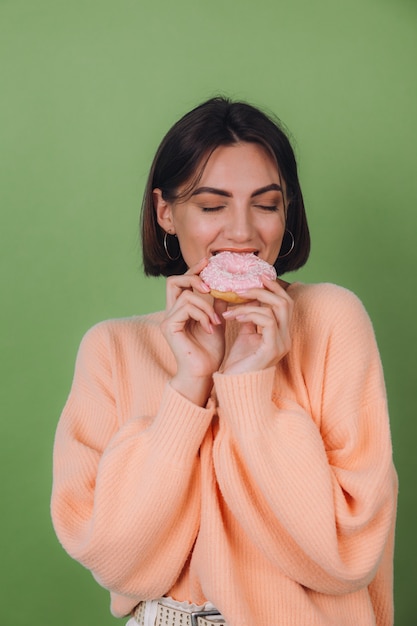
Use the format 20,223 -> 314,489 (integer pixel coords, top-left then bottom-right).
51,97 -> 397,626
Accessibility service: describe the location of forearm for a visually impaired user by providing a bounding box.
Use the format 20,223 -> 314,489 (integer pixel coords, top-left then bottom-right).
52,382 -> 214,597
212,369 -> 397,594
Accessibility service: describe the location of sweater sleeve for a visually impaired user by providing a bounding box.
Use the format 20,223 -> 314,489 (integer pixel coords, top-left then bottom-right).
212,285 -> 397,595
51,321 -> 214,599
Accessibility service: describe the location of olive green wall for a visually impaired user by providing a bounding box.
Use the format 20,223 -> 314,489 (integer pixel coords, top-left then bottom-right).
1,1 -> 416,624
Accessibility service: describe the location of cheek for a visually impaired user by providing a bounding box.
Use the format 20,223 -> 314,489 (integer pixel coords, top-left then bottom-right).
263,216 -> 285,240
181,225 -> 213,249
181,218 -> 218,244
175,220 -> 216,265
264,219 -> 286,260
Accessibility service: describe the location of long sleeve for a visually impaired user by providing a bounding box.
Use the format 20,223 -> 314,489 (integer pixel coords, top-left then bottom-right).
51,319 -> 214,599
211,284 -> 397,596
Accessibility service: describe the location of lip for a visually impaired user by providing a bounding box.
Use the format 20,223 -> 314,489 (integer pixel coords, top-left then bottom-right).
212,248 -> 259,255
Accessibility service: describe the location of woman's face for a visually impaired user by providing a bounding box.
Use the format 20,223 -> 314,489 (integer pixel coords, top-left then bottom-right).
155,142 -> 287,268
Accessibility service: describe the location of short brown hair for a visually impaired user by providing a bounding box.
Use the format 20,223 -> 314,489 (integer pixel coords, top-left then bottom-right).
141,96 -> 310,277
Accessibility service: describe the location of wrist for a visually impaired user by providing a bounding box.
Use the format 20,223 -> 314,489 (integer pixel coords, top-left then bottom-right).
170,373 -> 214,407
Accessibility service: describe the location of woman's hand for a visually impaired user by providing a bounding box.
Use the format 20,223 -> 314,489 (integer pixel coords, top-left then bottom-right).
221,277 -> 293,375
160,259 -> 226,406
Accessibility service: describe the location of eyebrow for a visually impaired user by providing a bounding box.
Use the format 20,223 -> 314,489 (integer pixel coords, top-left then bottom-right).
191,183 -> 283,198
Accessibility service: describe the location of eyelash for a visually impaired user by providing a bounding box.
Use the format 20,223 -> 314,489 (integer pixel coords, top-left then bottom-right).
256,204 -> 279,212
201,204 -> 279,213
201,206 -> 225,212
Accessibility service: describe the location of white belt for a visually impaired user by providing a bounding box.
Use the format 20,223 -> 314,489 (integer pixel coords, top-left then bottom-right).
133,597 -> 227,626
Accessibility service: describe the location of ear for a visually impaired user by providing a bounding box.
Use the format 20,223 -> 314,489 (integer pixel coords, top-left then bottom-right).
153,188 -> 175,234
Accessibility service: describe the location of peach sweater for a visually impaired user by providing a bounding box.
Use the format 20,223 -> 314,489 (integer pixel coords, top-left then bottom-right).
51,283 -> 397,626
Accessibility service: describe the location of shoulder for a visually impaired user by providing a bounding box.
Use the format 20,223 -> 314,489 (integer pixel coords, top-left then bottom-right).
290,281 -> 364,306
289,282 -> 376,342
77,311 -> 165,357
290,282 -> 371,320
67,311 -> 171,393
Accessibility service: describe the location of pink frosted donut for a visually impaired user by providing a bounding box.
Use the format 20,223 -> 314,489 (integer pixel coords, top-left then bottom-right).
200,252 -> 277,303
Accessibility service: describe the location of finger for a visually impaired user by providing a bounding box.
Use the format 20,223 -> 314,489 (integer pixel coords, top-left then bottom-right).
236,280 -> 293,328
226,307 -> 275,328
223,306 -> 276,335
164,301 -> 216,335
185,257 -> 209,276
168,290 -> 222,327
225,303 -> 291,345
234,308 -> 291,358
263,280 -> 294,331
166,267 -> 210,310
236,277 -> 293,306
262,276 -> 294,307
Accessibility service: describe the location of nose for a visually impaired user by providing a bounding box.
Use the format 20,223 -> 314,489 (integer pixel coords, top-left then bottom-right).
224,207 -> 255,243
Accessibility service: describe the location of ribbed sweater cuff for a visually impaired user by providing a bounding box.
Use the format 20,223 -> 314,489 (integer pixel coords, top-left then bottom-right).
213,367 -> 276,433
148,382 -> 215,463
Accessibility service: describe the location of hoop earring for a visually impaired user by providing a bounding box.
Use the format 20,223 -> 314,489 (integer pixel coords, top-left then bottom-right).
278,229 -> 295,258
163,231 -> 181,261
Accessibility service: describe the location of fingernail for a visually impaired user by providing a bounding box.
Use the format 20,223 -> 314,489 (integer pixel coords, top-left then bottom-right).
200,283 -> 211,293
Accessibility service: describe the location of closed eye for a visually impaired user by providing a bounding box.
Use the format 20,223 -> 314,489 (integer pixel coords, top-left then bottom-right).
200,205 -> 225,212
256,204 -> 279,211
